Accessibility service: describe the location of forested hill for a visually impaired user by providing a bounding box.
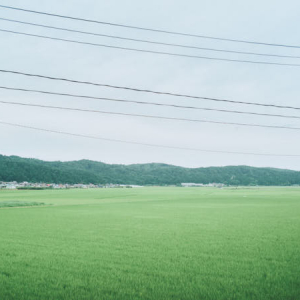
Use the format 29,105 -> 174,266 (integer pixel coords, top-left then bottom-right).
1,155 -> 300,186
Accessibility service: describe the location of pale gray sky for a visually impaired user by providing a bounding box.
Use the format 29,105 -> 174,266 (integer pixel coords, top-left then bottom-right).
0,0 -> 300,169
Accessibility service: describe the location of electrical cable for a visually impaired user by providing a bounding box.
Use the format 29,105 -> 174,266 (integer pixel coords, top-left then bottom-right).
1,29 -> 300,67
0,17 -> 299,60
0,4 -> 300,49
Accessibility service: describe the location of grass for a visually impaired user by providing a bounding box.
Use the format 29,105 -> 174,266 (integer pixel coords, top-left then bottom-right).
0,187 -> 299,299
0,201 -> 46,208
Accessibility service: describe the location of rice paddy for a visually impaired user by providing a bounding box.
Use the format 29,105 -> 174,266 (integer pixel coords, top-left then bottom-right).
0,187 -> 299,299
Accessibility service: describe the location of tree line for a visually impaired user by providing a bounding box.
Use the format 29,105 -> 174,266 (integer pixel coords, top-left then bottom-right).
1,155 -> 300,186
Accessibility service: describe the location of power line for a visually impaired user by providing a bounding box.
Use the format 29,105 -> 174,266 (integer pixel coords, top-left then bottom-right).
1,85 -> 300,120
1,70 -> 300,111
1,98 -> 300,131
1,29 -> 300,67
0,4 -> 299,49
1,120 -> 299,157
1,17 -> 300,60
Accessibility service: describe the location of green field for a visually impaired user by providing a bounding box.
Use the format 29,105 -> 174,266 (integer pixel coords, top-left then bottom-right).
0,187 -> 299,299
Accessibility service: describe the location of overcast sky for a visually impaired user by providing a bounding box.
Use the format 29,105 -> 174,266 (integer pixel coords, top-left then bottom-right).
0,0 -> 300,169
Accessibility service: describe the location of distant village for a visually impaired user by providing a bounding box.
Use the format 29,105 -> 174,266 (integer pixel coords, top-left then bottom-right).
181,183 -> 225,188
0,181 -> 144,190
0,181 -> 225,189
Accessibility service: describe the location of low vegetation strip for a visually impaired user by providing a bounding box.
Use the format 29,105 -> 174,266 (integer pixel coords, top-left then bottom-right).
0,201 -> 46,208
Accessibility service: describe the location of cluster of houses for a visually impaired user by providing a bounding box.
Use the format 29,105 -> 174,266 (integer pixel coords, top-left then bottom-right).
0,181 -> 225,190
181,183 -> 225,188
0,181 -> 142,190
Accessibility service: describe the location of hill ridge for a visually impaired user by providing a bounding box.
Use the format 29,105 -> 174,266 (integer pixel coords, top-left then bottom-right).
0,154 -> 299,186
